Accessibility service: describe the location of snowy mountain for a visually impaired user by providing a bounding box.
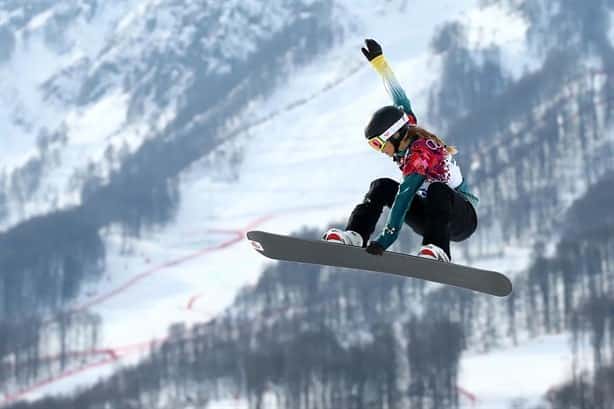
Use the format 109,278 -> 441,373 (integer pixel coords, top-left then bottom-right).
0,0 -> 339,229
1,0 -> 613,408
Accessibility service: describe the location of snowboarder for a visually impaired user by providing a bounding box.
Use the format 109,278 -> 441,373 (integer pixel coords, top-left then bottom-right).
322,39 -> 479,263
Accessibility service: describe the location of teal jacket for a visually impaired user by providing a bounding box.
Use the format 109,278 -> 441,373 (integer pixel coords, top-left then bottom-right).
369,55 -> 479,250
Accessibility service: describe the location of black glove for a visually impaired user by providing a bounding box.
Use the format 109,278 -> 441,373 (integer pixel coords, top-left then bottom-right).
361,38 -> 383,61
366,241 -> 385,256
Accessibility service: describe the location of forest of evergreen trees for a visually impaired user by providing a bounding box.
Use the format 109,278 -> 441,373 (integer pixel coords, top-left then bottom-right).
6,170 -> 614,408
0,311 -> 100,400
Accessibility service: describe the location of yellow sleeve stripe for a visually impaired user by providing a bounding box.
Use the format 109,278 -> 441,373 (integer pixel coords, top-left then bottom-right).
369,55 -> 389,74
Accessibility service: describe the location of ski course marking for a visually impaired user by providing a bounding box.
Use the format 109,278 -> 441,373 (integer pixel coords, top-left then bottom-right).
65,214 -> 275,315
1,338 -> 167,406
186,293 -> 205,311
4,277 -> 483,408
3,214 -> 271,406
3,203 -> 341,405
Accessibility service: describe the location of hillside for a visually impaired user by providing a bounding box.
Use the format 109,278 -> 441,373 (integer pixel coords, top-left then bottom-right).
1,0 -> 613,408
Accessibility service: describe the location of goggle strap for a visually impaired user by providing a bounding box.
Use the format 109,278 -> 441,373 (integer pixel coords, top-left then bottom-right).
378,113 -> 409,141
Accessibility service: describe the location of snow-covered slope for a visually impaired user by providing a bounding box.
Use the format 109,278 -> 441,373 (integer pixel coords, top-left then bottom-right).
5,0 -> 609,407
0,0 -> 337,229
0,1 -> 138,222
0,0 -> 539,403
85,0 -> 534,359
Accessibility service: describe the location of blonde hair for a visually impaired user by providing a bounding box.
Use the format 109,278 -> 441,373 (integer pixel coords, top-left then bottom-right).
406,126 -> 458,155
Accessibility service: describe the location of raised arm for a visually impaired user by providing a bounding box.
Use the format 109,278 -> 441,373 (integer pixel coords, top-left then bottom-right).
362,39 -> 417,123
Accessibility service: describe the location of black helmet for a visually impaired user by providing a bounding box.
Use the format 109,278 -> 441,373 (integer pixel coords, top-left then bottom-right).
364,105 -> 409,140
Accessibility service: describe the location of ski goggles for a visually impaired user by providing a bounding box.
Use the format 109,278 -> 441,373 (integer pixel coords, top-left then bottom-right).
367,113 -> 410,152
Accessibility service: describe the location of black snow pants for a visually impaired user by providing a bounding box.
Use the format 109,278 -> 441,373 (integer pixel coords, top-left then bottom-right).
345,178 -> 477,260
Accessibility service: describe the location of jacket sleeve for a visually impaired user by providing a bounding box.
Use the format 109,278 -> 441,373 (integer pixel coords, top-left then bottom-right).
374,173 -> 425,249
369,55 -> 417,122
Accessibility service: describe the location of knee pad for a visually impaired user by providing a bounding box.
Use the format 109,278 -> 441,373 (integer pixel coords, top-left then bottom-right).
364,178 -> 399,208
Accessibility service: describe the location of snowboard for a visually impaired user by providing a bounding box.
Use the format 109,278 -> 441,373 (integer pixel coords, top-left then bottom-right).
247,230 -> 512,297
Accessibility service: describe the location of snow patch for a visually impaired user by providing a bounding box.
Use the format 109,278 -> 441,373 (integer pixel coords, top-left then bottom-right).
464,4 -> 528,50
26,9 -> 55,32
66,91 -> 128,146
460,334 -> 582,409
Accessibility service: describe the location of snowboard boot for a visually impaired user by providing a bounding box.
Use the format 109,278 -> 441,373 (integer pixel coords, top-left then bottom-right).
417,244 -> 450,263
322,228 -> 364,247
